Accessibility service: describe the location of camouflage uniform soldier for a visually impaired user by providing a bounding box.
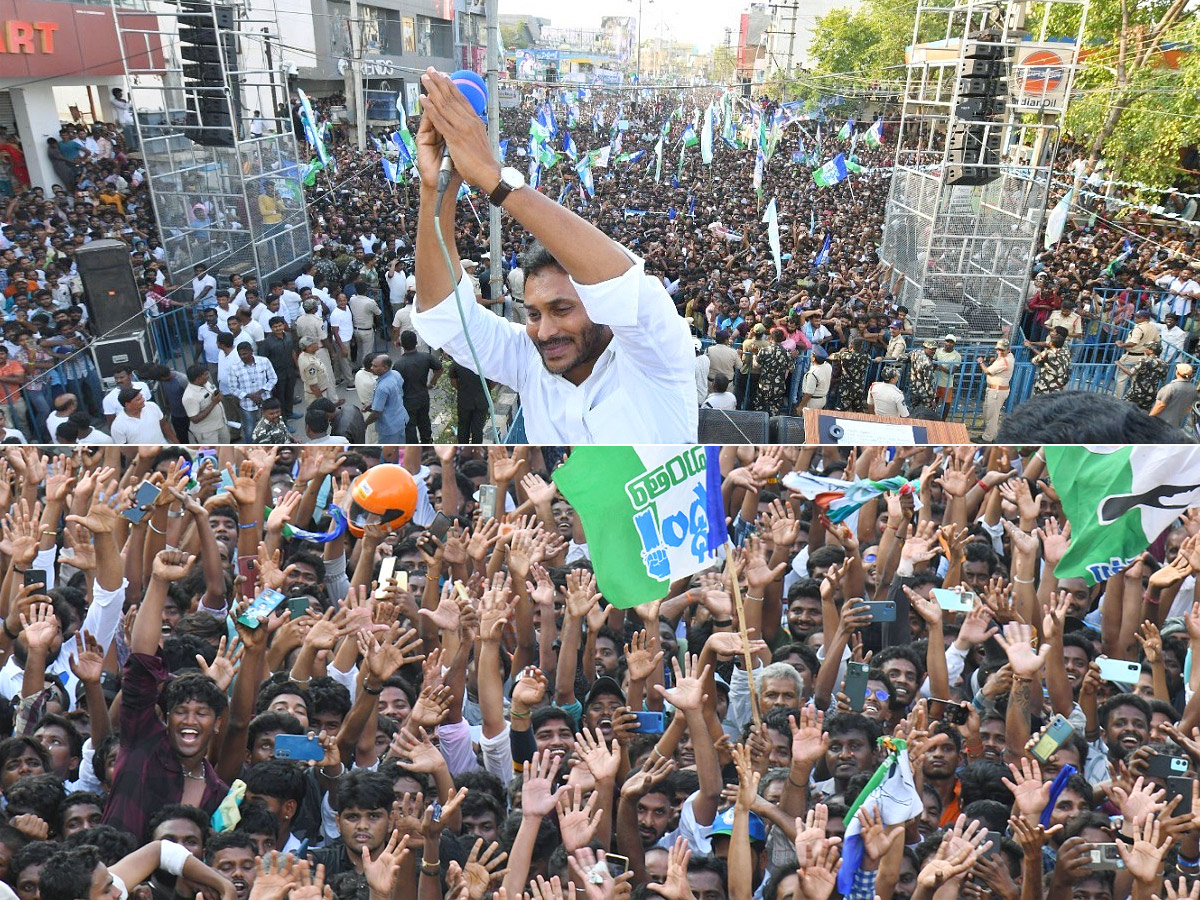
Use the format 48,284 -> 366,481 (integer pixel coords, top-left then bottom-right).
1121,342 -> 1168,411
832,338 -> 870,412
908,341 -> 938,409
1028,329 -> 1073,396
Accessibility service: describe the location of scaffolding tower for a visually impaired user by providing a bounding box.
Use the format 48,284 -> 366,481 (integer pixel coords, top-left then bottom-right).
111,0 -> 311,293
878,0 -> 1087,340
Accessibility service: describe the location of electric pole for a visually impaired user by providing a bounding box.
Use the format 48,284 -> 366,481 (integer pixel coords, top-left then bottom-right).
486,0 -> 503,306
347,0 -> 366,150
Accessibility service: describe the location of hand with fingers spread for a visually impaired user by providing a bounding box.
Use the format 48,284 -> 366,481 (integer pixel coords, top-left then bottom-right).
558,785 -> 603,852
248,852 -> 302,900
575,727 -> 621,784
1035,517 -> 1072,568
20,602 -> 59,655
793,804 -> 835,868
521,472 -> 559,508
619,754 -> 676,801
68,629 -> 105,685
1111,775 -> 1167,824
918,815 -> 991,889
1116,815 -> 1174,885
565,568 -> 600,620
406,683 -> 454,730
511,666 -> 548,713
522,750 -> 566,819
389,726 -> 446,774
1161,877 -> 1200,900
1137,621 -> 1164,665
644,837 -> 694,900
856,807 -> 902,870
798,840 -> 841,900
1002,757 -> 1052,821
789,705 -> 829,771
903,584 -> 943,627
655,654 -> 711,711
195,635 -> 244,692
994,621 -> 1049,678
418,580 -> 462,631
462,839 -> 508,900
625,630 -> 665,684
361,830 -> 411,898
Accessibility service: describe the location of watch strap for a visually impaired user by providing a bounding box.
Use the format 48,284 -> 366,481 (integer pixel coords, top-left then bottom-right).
488,179 -> 512,207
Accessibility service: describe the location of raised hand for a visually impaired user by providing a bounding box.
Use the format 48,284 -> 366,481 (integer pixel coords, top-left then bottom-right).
857,807 -> 902,864
1115,815 -> 1174,885
1002,757 -> 1051,820
655,654 -> 711,711
798,840 -> 841,900
1035,517 -> 1072,567
625,630 -> 665,683
249,852 -> 302,900
195,635 -> 244,692
151,549 -> 197,583
406,683 -> 454,730
1110,775 -> 1166,824
68,629 -> 105,684
1136,621 -> 1164,665
575,727 -> 621,783
1007,815 -> 1061,856
389,726 -> 445,773
360,830 -> 411,897
511,666 -> 548,710
794,804 -> 834,867
521,472 -> 559,507
462,840 -> 508,900
994,621 -> 1049,678
903,585 -> 942,627
620,754 -> 675,801
645,837 -> 694,900
20,602 -> 59,654
565,568 -> 600,620
789,705 -> 829,770
418,580 -> 462,631
557,785 -> 603,853
522,750 -> 566,819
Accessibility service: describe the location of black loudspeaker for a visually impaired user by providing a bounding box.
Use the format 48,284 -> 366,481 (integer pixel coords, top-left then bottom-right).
769,416 -> 806,444
179,2 -> 239,147
697,409 -> 770,444
90,332 -> 149,380
75,239 -> 144,337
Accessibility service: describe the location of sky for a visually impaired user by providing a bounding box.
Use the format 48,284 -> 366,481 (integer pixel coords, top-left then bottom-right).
497,0 -> 743,53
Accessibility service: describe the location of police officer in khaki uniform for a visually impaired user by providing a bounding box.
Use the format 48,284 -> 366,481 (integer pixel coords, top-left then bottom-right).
1115,308 -> 1160,400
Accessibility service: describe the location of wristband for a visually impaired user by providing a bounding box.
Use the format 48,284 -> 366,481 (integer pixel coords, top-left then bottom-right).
363,683 -> 383,695
977,479 -> 991,493
420,862 -> 441,878
159,839 -> 192,876
238,521 -> 260,530
3,621 -> 17,641
713,619 -> 733,627
510,710 -> 530,719
1143,590 -> 1161,606
1179,855 -> 1200,869
148,523 -> 166,535
1012,576 -> 1034,584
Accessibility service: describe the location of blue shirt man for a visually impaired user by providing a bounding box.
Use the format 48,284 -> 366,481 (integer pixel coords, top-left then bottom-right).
364,353 -> 408,442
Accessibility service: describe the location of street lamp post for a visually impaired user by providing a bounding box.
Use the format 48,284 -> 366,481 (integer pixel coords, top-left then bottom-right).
629,0 -> 652,83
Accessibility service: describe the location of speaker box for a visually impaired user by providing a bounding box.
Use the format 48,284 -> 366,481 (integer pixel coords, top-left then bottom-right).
90,332 -> 150,381
945,165 -> 996,186
769,416 -> 806,444
697,409 -> 770,444
75,239 -> 144,338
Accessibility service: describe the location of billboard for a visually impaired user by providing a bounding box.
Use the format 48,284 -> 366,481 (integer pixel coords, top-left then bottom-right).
1011,41 -> 1074,113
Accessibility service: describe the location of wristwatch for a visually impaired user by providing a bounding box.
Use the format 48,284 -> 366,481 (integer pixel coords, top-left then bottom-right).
488,166 -> 525,207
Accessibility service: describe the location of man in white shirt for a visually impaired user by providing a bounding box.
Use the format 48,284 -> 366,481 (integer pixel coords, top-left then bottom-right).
111,388 -> 176,444
328,294 -> 355,383
181,364 -> 228,444
277,278 -> 303,323
1155,261 -> 1200,319
1161,312 -> 1189,363
386,260 -> 408,310
214,292 -> 237,332
196,309 -> 222,366
867,368 -> 909,418
190,263 -> 217,309
295,261 -> 316,293
46,392 -> 76,445
102,367 -> 152,425
411,70 -> 696,444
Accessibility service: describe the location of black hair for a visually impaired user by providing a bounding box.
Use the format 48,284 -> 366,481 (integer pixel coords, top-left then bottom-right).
234,800 -> 278,839
531,706 -> 575,734
335,770 -> 394,814
92,733 -> 119,788
962,798 -> 1010,832
807,545 -> 846,575
32,713 -> 83,769
7,840 -> 61,890
786,577 -> 822,602
247,711 -> 305,750
4,773 -> 65,822
39,846 -> 99,900
825,712 -> 881,744
1098,692 -> 1151,731
309,676 -> 352,723
205,831 -> 258,865
459,791 -> 504,831
245,759 -> 307,802
959,759 -> 1012,807
162,632 -> 217,673
147,803 -> 210,847
996,391 -> 1196,444
255,681 -> 315,722
55,790 -> 105,836
61,826 -> 135,865
1062,632 -> 1097,661
518,240 -> 567,281
453,769 -> 507,810
873,645 -> 927,683
163,672 -> 228,717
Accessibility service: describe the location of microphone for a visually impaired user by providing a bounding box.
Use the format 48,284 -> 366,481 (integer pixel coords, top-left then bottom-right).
437,70 -> 489,194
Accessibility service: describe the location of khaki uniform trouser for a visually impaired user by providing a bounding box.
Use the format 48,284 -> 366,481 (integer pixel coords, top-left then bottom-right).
982,388 -> 1007,442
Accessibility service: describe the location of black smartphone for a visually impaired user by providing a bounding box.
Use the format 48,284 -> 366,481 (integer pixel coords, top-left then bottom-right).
931,698 -> 969,725
843,661 -> 870,712
23,569 -> 46,589
1146,753 -> 1190,779
426,512 -> 453,545
1168,775 -> 1194,816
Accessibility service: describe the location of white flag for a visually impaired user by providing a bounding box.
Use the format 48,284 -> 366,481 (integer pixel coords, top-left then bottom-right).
762,197 -> 781,282
1044,188 -> 1074,250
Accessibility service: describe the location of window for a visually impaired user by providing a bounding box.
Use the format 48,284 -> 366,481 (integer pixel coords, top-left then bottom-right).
401,17 -> 415,54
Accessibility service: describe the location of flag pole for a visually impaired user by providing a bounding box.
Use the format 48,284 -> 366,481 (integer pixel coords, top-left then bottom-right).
725,541 -> 762,726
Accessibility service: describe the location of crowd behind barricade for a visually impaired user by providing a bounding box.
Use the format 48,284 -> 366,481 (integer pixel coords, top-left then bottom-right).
0,443 -> 1192,900
0,86 -> 1196,442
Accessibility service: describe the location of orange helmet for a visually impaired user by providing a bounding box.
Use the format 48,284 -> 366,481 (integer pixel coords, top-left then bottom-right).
345,464 -> 419,538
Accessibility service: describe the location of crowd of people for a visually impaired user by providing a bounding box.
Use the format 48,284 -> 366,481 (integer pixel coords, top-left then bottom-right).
0,442 -> 1190,900
0,82 -> 1193,442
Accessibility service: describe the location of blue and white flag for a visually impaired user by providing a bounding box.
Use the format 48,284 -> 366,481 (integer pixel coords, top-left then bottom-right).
838,118 -> 855,141
814,233 -> 831,267
837,742 -> 924,896
865,117 -> 884,149
381,157 -> 403,184
563,130 -> 578,162
813,154 -> 849,187
763,197 -> 782,282
499,138 -> 510,162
